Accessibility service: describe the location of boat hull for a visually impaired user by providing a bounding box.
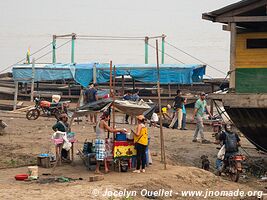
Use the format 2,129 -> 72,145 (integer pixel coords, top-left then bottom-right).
224,107 -> 267,152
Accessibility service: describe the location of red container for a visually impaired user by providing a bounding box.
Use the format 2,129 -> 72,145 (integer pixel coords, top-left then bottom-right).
15,174 -> 28,181
40,101 -> 51,108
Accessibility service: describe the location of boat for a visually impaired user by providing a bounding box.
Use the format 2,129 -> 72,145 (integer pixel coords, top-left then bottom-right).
203,0 -> 267,152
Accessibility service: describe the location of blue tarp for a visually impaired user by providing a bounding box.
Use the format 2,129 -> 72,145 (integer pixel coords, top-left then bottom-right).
12,63 -> 206,87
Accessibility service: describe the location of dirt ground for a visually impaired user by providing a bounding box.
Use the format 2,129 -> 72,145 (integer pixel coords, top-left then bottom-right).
0,109 -> 266,200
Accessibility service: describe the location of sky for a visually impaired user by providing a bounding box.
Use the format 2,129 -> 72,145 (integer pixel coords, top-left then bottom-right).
0,0 -> 239,77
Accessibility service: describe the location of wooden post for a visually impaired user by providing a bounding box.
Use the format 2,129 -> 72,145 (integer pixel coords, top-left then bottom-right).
229,22 -> 236,91
108,61 -> 113,138
156,39 -> 166,170
30,58 -> 35,102
71,33 -> 76,63
145,36 -> 149,64
68,82 -> 71,96
93,63 -> 97,84
132,78 -> 135,91
210,84 -> 214,116
113,66 -> 116,129
168,83 -> 171,97
161,34 -> 166,64
52,35 -> 56,64
122,75 -> 125,95
13,81 -> 18,111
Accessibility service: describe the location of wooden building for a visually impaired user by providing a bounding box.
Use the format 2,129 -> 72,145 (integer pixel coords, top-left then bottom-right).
202,0 -> 267,153
203,0 -> 267,93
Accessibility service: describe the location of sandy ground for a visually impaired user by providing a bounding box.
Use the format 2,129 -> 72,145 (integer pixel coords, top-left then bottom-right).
0,110 -> 266,200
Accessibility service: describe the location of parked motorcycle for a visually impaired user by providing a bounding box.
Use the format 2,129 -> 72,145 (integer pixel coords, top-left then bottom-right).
26,98 -> 69,120
219,154 -> 246,182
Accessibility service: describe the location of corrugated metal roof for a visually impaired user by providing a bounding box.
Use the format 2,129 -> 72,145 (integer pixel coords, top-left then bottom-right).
203,0 -> 262,19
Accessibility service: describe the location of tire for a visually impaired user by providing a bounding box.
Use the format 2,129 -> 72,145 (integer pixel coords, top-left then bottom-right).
53,109 -> 61,121
230,170 -> 240,182
26,108 -> 40,120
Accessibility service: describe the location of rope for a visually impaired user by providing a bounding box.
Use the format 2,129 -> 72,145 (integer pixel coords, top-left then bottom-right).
76,38 -> 143,41
165,41 -> 227,76
35,39 -> 72,62
0,42 -> 53,74
147,43 -> 185,64
78,35 -> 144,39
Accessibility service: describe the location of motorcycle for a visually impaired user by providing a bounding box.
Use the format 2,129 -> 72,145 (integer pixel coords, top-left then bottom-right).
218,154 -> 246,182
26,98 -> 69,120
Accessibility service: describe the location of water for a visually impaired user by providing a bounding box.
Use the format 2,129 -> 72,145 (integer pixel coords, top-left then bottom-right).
0,0 -> 238,77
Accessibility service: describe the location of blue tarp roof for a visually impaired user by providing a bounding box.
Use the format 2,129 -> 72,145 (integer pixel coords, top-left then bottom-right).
12,63 -> 206,87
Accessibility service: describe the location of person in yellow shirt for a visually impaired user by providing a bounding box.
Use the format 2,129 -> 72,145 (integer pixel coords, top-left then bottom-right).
133,115 -> 148,173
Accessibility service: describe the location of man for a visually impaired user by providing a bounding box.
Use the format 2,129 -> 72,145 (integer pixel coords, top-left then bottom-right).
132,89 -> 140,102
192,92 -> 212,143
84,83 -> 98,124
181,98 -> 187,130
214,124 -> 241,174
169,90 -> 184,130
123,90 -> 132,124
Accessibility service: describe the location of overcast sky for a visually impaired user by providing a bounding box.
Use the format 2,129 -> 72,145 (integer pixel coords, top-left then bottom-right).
0,0 -> 239,77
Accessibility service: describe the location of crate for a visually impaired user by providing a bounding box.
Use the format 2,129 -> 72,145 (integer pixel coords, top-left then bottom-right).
37,156 -> 51,168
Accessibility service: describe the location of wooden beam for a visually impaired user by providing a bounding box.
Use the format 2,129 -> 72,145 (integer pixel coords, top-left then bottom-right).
222,24 -> 253,33
217,16 -> 267,23
229,23 -> 236,91
222,24 -> 231,31
30,59 -> 35,102
13,81 -> 18,111
219,0 -> 267,17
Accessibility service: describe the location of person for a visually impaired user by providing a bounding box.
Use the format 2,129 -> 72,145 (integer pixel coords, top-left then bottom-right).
123,90 -> 132,124
95,111 -> 126,174
52,113 -> 70,160
150,112 -> 159,127
162,104 -> 173,121
181,98 -> 187,130
132,89 -> 140,102
216,125 -> 240,160
214,124 -> 241,174
132,115 -> 148,173
84,83 -> 98,124
169,90 -> 184,130
192,92 -> 212,143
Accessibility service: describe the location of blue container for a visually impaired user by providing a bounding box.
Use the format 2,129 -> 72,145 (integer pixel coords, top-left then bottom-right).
116,133 -> 127,141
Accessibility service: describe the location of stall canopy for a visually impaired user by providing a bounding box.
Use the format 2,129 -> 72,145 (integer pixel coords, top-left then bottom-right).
12,63 -> 206,86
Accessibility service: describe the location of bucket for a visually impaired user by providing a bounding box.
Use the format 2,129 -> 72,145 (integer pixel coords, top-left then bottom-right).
28,166 -> 38,179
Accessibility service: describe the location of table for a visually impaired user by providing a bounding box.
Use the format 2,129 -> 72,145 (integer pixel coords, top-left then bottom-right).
52,138 -> 77,165
113,140 -> 136,172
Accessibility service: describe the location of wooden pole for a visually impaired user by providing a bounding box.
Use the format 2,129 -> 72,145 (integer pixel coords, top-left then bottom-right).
52,35 -> 56,64
168,83 -> 171,97
113,66 -> 116,129
229,22 -> 236,91
122,75 -> 125,95
93,63 -> 97,84
30,58 -> 35,102
71,33 -> 76,63
156,39 -> 166,170
161,34 -> 166,64
108,61 -> 113,138
145,36 -> 149,64
13,81 -> 18,111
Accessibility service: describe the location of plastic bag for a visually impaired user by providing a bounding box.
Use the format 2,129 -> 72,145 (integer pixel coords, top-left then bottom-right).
217,145 -> 225,160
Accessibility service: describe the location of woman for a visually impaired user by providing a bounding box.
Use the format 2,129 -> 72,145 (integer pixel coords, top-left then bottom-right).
52,113 -> 70,160
95,111 -> 126,174
133,115 -> 148,173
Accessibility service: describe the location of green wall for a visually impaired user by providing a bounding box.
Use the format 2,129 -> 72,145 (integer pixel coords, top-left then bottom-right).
236,68 -> 267,93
